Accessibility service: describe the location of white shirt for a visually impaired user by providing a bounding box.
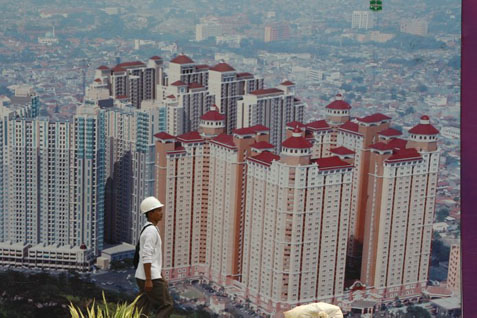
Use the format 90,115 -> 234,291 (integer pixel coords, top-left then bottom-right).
135,222 -> 163,280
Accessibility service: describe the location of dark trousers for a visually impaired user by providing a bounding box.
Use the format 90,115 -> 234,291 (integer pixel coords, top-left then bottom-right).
136,278 -> 173,318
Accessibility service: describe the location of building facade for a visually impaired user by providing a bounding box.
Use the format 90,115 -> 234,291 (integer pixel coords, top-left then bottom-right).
237,81 -> 305,152
352,11 -> 376,29
447,244 -> 461,294
0,103 -> 104,264
241,128 -> 354,315
208,63 -> 263,134
95,57 -> 164,109
103,101 -> 165,245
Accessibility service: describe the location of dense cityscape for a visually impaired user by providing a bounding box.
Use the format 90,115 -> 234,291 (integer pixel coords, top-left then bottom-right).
0,0 -> 460,317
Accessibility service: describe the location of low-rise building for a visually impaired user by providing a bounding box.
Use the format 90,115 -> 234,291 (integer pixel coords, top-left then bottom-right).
0,241 -> 94,271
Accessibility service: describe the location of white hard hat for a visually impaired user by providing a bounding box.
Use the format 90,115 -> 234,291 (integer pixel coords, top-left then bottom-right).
140,196 -> 164,214
284,302 -> 343,318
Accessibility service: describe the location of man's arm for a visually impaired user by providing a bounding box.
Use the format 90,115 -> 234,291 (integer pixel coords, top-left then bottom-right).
142,229 -> 156,292
143,263 -> 153,292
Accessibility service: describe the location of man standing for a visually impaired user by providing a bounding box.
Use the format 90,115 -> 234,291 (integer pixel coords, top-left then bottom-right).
135,196 -> 173,318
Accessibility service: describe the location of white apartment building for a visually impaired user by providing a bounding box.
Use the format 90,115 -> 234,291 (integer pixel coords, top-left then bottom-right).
165,54 -> 209,88
98,57 -> 164,109
158,55 -> 214,134
5,118 -> 71,247
0,103 -> 104,263
0,241 -> 94,271
208,62 -> 264,134
352,11 -> 376,29
400,19 -> 429,36
162,79 -> 213,133
0,102 -> 37,242
236,81 -> 305,152
196,22 -> 223,41
70,105 -> 106,255
103,101 -> 165,245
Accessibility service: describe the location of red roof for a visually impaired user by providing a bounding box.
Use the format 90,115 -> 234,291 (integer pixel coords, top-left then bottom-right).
201,110 -> 225,121
166,95 -> 176,99
117,61 -> 145,68
211,134 -> 236,149
150,56 -> 161,60
339,121 -> 361,134
282,136 -> 312,149
177,131 -> 204,143
210,63 -> 236,72
286,121 -> 305,129
250,88 -> 283,96
116,95 -> 128,99
369,142 -> 394,151
386,148 -> 422,163
171,80 -> 186,86
233,127 -> 257,135
326,100 -> 351,110
292,126 -> 302,134
94,78 -> 101,82
154,132 -> 175,140
387,138 -> 407,149
237,72 -> 253,78
251,141 -> 274,149
358,113 -> 392,123
280,80 -> 295,86
315,156 -> 353,170
97,65 -> 109,70
196,64 -> 209,70
249,124 -> 269,132
188,82 -> 204,89
409,123 -> 439,135
306,120 -> 330,130
248,151 -> 280,167
170,55 -> 194,64
378,128 -> 402,137
421,115 -> 430,120
330,146 -> 355,156
112,66 -> 127,73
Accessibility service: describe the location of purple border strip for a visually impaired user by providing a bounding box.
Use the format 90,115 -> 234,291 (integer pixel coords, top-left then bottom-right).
462,0 -> 476,316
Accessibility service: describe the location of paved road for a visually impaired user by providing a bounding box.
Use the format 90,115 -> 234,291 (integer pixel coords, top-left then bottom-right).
89,268 -> 138,295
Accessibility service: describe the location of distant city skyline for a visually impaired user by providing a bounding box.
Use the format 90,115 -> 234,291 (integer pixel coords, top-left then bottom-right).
0,0 -> 461,316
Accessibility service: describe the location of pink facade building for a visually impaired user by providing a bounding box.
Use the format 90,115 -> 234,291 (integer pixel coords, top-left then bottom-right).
154,94 -> 440,316
241,128 -> 354,314
447,244 -> 461,294
264,22 -> 291,42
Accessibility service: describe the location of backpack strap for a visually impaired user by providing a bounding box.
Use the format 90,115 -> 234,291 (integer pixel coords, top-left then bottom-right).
139,224 -> 154,239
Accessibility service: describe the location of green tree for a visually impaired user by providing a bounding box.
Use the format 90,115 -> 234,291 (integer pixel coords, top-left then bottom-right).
405,305 -> 431,318
436,208 -> 449,222
431,239 -> 450,263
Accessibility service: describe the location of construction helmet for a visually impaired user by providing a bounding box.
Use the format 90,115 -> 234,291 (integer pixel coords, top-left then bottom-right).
140,196 -> 164,214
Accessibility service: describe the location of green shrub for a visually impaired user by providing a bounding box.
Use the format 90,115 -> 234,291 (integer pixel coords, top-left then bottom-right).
69,292 -> 142,318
